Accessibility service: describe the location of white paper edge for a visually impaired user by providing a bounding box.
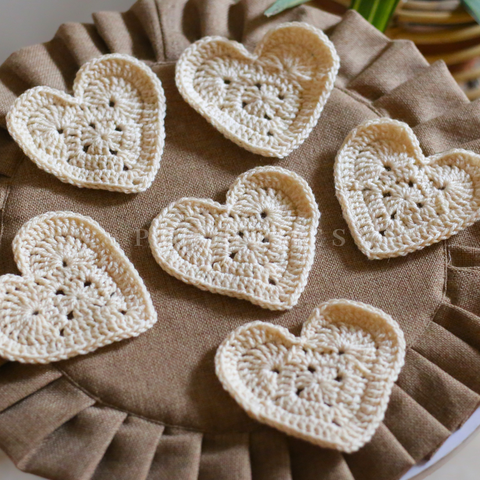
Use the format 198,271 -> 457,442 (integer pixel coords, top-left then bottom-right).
402,406 -> 480,479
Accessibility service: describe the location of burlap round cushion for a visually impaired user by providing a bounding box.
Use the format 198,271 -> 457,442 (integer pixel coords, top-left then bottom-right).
1,1 -> 480,480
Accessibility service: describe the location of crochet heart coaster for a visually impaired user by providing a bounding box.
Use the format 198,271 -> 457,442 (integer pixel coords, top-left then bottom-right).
176,22 -> 339,158
0,212 -> 157,363
149,166 -> 320,310
215,299 -> 405,453
7,54 -> 166,193
335,118 -> 480,259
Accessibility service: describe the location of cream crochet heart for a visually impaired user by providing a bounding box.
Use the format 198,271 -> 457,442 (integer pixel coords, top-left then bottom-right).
0,212 -> 157,363
335,118 -> 480,259
7,54 -> 165,193
149,166 -> 319,310
176,22 -> 339,158
215,299 -> 405,453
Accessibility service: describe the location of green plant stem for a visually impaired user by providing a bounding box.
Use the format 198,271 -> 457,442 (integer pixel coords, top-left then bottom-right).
350,0 -> 400,32
264,0 -> 402,32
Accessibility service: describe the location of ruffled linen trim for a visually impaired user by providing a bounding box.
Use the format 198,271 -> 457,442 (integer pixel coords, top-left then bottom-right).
1,301 -> 480,480
0,2 -> 479,480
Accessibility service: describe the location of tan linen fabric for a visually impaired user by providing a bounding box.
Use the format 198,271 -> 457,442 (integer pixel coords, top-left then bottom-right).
0,1 -> 480,479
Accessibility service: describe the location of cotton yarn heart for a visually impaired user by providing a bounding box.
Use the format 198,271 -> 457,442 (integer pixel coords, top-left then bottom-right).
149,166 -> 320,310
0,212 -> 157,363
7,54 -> 166,193
215,299 -> 405,453
335,118 -> 480,259
176,22 -> 339,158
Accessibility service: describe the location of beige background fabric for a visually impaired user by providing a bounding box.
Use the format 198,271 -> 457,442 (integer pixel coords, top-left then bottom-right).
0,0 -> 135,65
0,1 -> 480,480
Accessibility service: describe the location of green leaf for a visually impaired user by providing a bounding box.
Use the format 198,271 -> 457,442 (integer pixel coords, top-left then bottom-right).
462,0 -> 480,24
264,0 -> 310,17
349,0 -> 400,32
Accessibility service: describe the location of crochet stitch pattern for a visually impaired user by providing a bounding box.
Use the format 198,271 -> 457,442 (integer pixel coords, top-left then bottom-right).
0,212 -> 157,363
335,118 -> 480,259
6,54 -> 166,193
175,22 -> 339,158
149,166 -> 320,310
215,299 -> 406,453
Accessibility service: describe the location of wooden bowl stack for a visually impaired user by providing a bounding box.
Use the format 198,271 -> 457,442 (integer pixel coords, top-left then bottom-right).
315,0 -> 480,100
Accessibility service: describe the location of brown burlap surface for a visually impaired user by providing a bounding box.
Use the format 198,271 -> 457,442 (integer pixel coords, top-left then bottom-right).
1,1 -> 480,479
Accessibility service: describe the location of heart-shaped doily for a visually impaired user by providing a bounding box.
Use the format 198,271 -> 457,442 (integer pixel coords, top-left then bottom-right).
175,22 -> 339,158
7,54 -> 166,193
0,212 -> 157,363
335,118 -> 480,259
149,166 -> 320,310
215,299 -> 405,453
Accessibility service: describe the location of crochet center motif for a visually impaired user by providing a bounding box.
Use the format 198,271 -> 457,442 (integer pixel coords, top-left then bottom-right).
176,22 -> 339,158
149,166 -> 320,310
335,118 -> 480,259
0,212 -> 157,363
215,300 -> 406,453
6,54 -> 166,193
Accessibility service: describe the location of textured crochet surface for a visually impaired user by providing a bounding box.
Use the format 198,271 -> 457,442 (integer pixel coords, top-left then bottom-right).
335,118 -> 480,259
6,54 -> 166,193
0,212 -> 157,363
215,299 -> 406,453
175,22 -> 339,158
149,166 -> 320,310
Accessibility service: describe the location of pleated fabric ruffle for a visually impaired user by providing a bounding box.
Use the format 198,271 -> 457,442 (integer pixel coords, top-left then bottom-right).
0,2 -> 480,480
